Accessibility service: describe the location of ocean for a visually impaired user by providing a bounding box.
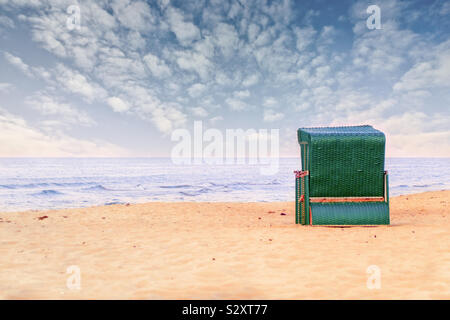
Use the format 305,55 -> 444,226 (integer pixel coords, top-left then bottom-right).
0,157 -> 449,212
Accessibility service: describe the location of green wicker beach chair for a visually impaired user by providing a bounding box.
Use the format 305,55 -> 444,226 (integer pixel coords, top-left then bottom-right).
294,125 -> 390,225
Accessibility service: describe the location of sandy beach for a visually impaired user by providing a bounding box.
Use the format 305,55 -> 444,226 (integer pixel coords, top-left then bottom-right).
0,190 -> 449,299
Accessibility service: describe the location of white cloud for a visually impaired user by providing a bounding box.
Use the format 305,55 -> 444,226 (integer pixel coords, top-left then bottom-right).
0,15 -> 15,28
53,64 -> 107,103
253,42 -> 299,74
158,0 -> 170,10
149,103 -> 187,134
393,42 -> 450,92
143,53 -> 172,77
376,112 -> 450,157
0,107 -> 126,157
335,91 -> 372,111
293,26 -> 316,51
107,96 -> 131,113
263,97 -> 277,107
215,71 -> 233,86
22,10 -> 68,58
253,29 -> 272,46
174,50 -> 212,80
187,83 -> 206,98
0,0 -> 42,9
86,2 -> 117,31
166,6 -> 201,45
127,30 -> 146,50
194,36 -> 215,58
18,1 -> 117,70
3,52 -> 32,77
351,6 -> 419,75
263,109 -> 284,122
118,84 -> 187,134
247,23 -> 260,42
260,0 -> 293,25
112,0 -> 155,31
318,25 -> 336,46
225,98 -> 249,111
294,102 -> 310,111
227,1 -> 241,19
0,82 -> 13,92
213,23 -> 239,57
190,106 -> 208,117
95,54 -> 147,88
26,93 -> 95,126
242,73 -> 259,87
233,90 -> 250,98
209,115 -> 223,124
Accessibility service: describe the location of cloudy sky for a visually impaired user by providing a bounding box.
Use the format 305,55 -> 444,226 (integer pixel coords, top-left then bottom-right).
0,0 -> 449,157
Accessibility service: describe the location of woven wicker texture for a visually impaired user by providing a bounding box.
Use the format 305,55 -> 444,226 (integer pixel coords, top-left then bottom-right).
310,202 -> 390,225
297,125 -> 385,197
295,174 -> 310,225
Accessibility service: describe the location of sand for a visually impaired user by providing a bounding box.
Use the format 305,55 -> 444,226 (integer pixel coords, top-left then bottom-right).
0,190 -> 449,299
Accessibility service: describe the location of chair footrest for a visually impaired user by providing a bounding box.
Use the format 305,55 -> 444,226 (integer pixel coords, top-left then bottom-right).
310,202 -> 389,225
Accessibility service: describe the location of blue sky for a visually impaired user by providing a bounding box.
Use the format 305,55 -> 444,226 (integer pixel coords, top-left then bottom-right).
0,0 -> 449,157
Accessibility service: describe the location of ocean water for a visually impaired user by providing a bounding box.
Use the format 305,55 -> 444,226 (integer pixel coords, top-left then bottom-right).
0,158 -> 449,212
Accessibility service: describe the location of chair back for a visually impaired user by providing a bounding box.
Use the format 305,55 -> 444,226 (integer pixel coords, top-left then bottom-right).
297,125 -> 386,198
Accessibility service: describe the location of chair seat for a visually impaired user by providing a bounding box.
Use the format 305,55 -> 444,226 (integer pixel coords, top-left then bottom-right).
310,202 -> 390,225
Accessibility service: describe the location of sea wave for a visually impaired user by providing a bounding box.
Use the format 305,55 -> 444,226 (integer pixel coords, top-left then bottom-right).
160,184 -> 193,189
1,182 -> 96,189
179,191 -> 198,196
82,185 -> 110,191
104,200 -> 123,205
32,189 -> 64,196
